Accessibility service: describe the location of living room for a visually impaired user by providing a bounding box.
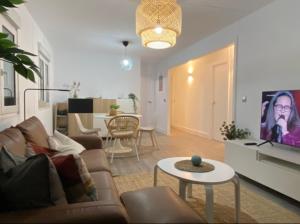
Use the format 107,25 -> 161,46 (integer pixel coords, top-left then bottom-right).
0,0 -> 299,223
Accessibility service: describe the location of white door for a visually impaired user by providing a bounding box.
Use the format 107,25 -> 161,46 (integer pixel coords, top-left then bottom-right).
141,74 -> 155,126
212,63 -> 229,141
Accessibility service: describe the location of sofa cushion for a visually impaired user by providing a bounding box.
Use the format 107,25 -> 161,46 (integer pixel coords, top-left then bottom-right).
0,154 -> 52,211
90,171 -> 121,203
26,144 -> 57,157
0,146 -> 67,206
80,149 -> 110,173
120,186 -> 204,223
0,146 -> 26,172
0,128 -> 27,157
51,154 -> 98,203
47,157 -> 68,205
48,130 -> 86,155
16,116 -> 50,148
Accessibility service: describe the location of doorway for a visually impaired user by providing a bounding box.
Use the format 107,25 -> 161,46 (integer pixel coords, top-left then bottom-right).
168,44 -> 235,141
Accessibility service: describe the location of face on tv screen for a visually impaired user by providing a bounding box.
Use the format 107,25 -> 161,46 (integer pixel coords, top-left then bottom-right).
260,90 -> 300,148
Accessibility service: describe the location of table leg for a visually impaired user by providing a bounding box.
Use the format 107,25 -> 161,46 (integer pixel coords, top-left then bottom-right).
205,185 -> 214,223
232,174 -> 240,223
187,183 -> 193,198
179,180 -> 187,200
153,165 -> 158,186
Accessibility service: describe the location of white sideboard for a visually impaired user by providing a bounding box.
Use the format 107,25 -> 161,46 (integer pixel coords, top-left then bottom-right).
225,140 -> 300,201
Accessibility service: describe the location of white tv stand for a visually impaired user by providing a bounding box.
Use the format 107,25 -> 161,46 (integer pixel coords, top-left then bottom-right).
225,139 -> 300,201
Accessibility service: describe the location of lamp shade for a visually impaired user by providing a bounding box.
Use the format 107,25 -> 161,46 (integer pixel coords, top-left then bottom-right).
136,0 -> 182,49
120,58 -> 133,71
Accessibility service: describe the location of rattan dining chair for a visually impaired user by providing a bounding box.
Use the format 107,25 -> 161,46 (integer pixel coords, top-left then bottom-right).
106,115 -> 140,163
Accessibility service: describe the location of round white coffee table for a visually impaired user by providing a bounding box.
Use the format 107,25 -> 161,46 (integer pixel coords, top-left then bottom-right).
154,157 -> 240,223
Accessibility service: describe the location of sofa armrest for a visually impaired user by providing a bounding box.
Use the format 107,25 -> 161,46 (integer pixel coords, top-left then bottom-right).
71,135 -> 103,149
0,201 -> 129,224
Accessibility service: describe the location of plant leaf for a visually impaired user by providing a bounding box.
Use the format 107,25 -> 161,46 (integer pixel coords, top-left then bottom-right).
0,0 -> 15,8
9,0 -> 25,4
30,66 -> 41,77
17,54 -> 35,66
4,54 -> 21,64
26,68 -> 35,82
0,38 -> 16,48
0,5 -> 7,12
0,33 -> 8,39
14,63 -> 27,77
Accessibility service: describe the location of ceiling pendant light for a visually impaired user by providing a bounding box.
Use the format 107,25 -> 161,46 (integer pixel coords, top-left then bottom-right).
136,0 -> 182,49
120,41 -> 133,71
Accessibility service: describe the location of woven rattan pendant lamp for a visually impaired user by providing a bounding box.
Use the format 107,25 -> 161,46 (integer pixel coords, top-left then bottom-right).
136,0 -> 182,49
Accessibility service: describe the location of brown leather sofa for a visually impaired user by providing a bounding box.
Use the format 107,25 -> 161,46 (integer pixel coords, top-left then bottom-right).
0,116 -> 203,223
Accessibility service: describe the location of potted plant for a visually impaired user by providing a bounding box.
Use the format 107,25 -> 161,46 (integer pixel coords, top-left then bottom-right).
109,104 -> 120,116
128,93 -> 138,114
0,0 -> 41,82
220,121 -> 250,140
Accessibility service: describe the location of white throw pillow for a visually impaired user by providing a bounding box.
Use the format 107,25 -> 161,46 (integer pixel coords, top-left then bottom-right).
48,130 -> 86,155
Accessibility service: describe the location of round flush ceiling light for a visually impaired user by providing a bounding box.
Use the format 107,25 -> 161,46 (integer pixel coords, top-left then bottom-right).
136,0 -> 182,49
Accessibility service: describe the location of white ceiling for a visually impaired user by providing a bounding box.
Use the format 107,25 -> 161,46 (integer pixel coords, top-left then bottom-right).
26,0 -> 273,63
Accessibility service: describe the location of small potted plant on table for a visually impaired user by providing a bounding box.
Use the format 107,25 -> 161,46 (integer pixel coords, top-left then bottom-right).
110,104 -> 120,116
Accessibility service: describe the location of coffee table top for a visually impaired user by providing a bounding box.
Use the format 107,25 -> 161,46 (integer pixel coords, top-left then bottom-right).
157,157 -> 235,184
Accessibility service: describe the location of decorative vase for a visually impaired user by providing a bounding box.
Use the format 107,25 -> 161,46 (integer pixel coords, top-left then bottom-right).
191,155 -> 202,167
109,109 -> 117,116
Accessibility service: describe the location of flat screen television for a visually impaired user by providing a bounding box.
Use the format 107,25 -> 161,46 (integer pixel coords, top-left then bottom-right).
260,90 -> 300,148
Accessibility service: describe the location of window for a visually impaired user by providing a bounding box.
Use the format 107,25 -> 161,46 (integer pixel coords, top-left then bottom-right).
38,54 -> 50,105
0,21 -> 18,115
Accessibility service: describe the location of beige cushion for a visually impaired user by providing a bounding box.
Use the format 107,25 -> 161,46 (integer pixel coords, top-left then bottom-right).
48,131 -> 86,155
111,130 -> 134,138
16,116 -> 50,148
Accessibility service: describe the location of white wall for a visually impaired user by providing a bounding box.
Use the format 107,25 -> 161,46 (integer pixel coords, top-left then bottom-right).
0,5 -> 54,133
53,49 -> 141,100
155,0 -> 300,139
170,47 -> 230,138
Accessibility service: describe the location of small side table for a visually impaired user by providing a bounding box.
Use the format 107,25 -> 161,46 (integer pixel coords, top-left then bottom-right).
154,157 -> 240,223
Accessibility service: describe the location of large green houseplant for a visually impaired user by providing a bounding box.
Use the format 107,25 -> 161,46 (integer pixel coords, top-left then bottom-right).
0,0 -> 40,82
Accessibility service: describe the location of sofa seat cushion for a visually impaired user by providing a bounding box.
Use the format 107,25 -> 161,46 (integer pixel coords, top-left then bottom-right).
120,186 -> 203,223
16,116 -> 50,148
90,171 -> 121,204
80,149 -> 110,173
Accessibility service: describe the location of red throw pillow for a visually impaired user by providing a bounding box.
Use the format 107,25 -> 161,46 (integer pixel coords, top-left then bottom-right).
51,154 -> 97,203
26,144 -> 97,203
27,144 -> 58,157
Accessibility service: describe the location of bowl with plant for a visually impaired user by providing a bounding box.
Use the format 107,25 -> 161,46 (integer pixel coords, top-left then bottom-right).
109,104 -> 120,116
220,121 -> 250,140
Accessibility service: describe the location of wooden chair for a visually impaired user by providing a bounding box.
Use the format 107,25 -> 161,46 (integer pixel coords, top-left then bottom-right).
138,126 -> 159,150
106,115 -> 140,163
74,113 -> 101,136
